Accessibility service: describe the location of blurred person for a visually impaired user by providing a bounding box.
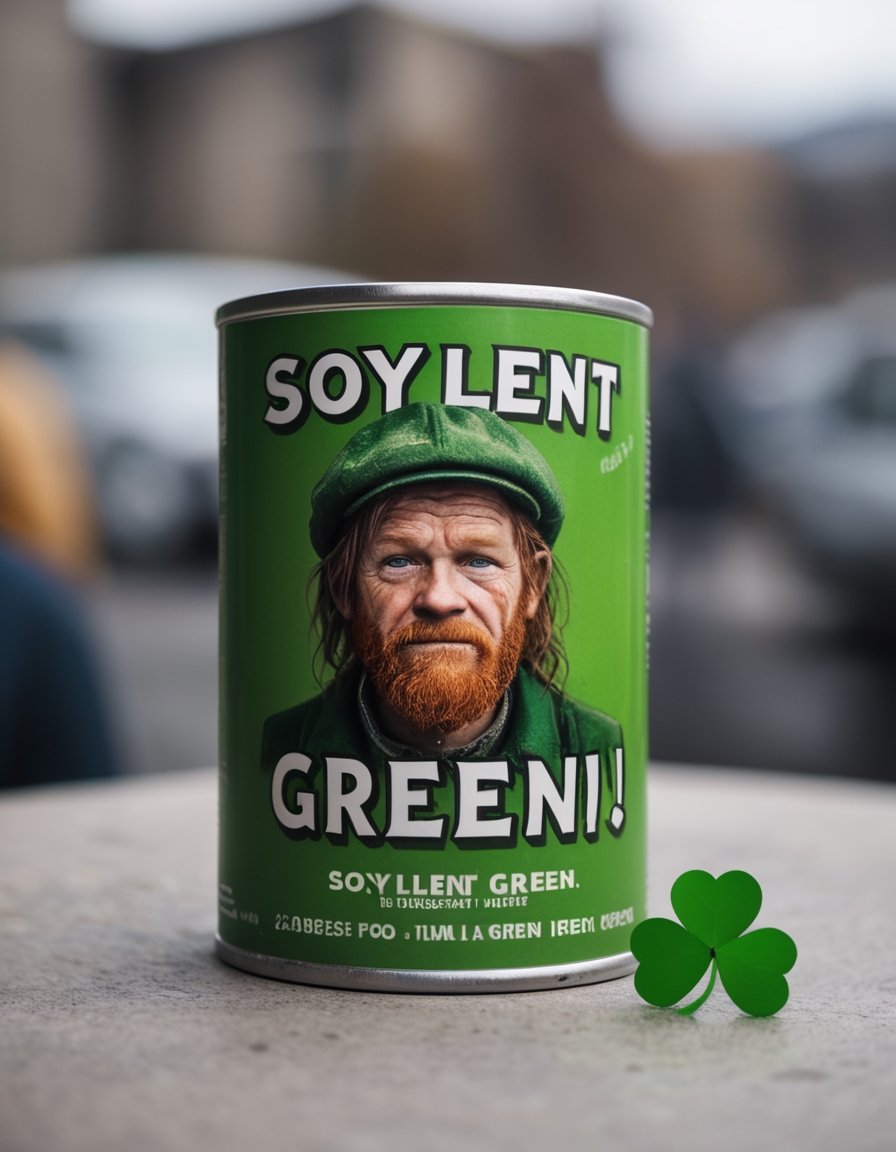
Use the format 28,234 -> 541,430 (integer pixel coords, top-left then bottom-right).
0,338 -> 119,787
0,338 -> 99,581
0,538 -> 119,788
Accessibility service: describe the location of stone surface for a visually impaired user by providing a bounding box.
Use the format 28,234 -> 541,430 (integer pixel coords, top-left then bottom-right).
2,765 -> 894,1152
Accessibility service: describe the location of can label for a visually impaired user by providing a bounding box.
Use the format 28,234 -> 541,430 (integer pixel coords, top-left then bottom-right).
217,287 -> 650,991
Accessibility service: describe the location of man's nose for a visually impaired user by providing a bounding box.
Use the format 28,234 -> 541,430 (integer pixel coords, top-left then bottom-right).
413,562 -> 466,617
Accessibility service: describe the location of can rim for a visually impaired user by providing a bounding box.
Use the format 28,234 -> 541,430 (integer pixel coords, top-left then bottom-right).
215,281 -> 653,329
215,935 -> 637,993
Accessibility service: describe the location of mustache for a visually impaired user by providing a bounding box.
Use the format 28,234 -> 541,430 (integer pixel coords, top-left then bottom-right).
390,619 -> 492,650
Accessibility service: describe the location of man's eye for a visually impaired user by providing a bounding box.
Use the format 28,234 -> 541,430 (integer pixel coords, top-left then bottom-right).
467,557 -> 493,569
384,556 -> 412,569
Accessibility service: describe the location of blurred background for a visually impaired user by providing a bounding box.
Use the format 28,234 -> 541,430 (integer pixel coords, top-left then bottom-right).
1,0 -> 894,787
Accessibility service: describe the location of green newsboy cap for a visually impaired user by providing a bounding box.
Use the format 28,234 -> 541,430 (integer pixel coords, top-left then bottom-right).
309,403 -> 564,557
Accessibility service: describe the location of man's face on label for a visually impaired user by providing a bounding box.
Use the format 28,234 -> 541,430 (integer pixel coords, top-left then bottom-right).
349,483 -> 544,742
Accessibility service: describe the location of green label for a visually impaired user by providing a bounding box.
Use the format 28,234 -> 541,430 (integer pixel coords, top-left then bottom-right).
218,301 -> 648,979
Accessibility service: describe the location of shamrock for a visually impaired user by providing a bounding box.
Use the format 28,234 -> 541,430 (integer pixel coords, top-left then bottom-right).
630,869 -> 797,1017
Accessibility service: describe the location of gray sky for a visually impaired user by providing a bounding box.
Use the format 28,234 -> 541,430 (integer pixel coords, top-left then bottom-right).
69,0 -> 896,146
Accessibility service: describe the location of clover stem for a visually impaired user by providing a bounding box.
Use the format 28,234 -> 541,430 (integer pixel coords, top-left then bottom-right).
677,954 -> 718,1017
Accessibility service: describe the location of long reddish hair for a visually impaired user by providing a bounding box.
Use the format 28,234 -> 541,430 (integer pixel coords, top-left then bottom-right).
309,492 -> 568,689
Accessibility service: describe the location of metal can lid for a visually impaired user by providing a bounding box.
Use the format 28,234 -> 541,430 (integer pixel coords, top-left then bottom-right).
215,281 -> 653,329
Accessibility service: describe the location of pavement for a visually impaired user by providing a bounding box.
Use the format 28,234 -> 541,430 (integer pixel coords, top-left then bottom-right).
3,763 -> 894,1152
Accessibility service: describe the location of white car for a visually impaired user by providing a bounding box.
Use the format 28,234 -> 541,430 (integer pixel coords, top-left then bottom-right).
0,254 -> 357,562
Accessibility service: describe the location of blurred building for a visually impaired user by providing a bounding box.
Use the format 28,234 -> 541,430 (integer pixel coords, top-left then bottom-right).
783,118 -> 896,301
3,1 -> 895,340
0,0 -> 108,265
72,4 -> 703,333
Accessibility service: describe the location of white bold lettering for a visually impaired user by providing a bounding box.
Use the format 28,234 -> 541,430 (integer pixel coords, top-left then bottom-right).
454,762 -> 512,840
524,756 -> 578,839
442,345 -> 488,408
272,752 -> 316,831
264,357 -> 304,426
308,352 -> 365,417
360,344 -> 429,412
592,360 -> 620,438
385,761 -> 446,839
546,352 -> 587,433
585,753 -> 601,837
325,757 -> 377,838
494,347 -> 543,419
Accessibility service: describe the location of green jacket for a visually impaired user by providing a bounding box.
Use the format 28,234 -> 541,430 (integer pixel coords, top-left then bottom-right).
262,664 -> 622,773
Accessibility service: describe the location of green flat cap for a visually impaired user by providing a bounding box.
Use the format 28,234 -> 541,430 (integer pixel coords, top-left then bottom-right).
310,403 -> 564,556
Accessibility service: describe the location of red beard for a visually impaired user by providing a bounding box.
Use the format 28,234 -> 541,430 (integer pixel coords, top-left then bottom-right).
353,608 -> 527,737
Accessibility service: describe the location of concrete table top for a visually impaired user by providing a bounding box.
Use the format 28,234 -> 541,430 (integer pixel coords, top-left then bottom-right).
2,764 -> 894,1152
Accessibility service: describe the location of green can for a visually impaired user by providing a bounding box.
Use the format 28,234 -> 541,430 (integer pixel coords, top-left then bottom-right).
215,283 -> 651,992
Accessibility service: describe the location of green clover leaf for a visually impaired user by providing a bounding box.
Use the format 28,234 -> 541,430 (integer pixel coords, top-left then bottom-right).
671,868 -> 762,947
630,870 -> 797,1018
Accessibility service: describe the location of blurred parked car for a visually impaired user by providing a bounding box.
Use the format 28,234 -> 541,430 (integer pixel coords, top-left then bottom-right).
716,283 -> 896,615
0,254 -> 357,563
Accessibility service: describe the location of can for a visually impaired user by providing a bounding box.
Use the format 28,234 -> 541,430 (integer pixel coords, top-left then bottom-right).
215,282 -> 651,992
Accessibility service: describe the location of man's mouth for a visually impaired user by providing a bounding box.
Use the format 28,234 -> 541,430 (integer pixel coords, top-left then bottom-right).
403,638 -> 478,652
390,621 -> 491,657
407,638 -> 474,645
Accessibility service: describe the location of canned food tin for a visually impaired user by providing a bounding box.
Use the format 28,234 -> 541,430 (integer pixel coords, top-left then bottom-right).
215,283 -> 651,992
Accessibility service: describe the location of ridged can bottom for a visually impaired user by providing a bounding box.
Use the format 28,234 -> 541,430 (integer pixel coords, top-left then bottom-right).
215,936 -> 636,994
